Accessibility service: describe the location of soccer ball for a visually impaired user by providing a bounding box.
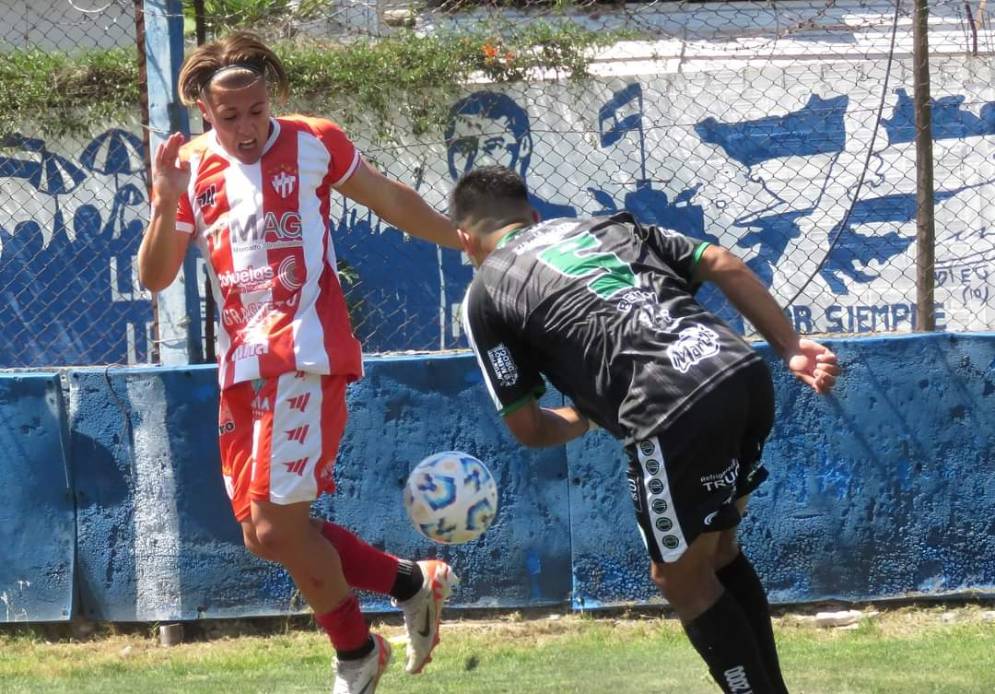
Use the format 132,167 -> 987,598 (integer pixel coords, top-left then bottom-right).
403,451 -> 498,544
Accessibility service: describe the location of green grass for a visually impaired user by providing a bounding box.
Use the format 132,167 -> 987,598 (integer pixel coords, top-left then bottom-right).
1,608 -> 994,693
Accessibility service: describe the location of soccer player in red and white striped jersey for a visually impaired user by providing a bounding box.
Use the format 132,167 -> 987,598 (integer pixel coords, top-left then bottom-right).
138,32 -> 457,693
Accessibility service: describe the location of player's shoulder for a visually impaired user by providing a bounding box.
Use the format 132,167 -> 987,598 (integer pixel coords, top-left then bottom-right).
178,132 -> 212,162
280,115 -> 349,139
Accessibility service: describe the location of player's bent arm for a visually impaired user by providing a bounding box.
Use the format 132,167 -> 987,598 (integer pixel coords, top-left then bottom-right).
503,399 -> 590,448
692,245 -> 798,357
336,159 -> 461,250
693,244 -> 841,394
138,201 -> 191,292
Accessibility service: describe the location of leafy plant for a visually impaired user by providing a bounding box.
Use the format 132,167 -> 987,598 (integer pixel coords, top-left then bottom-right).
0,22 -> 630,139
183,0 -> 333,36
0,48 -> 139,138
283,23 -> 627,139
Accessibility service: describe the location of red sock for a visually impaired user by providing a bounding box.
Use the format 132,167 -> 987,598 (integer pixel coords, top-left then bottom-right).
314,593 -> 369,651
320,521 -> 399,594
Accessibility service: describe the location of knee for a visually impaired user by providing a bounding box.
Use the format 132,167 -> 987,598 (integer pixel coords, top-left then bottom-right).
650,561 -> 722,619
242,525 -> 275,561
250,520 -> 299,561
713,535 -> 741,571
650,562 -> 698,601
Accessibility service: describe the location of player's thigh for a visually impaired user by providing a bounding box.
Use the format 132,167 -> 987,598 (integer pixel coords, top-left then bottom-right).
249,372 -> 348,510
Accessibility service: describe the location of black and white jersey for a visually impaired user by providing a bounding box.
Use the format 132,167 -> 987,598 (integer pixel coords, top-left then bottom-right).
462,212 -> 762,445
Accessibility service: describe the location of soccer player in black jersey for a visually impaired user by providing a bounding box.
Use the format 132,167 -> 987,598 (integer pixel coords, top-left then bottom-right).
454,166 -> 840,694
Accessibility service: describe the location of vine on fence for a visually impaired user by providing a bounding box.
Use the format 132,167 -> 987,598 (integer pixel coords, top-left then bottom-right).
1,22 -> 626,140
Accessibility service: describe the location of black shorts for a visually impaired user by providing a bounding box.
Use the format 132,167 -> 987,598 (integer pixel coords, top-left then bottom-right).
625,359 -> 775,564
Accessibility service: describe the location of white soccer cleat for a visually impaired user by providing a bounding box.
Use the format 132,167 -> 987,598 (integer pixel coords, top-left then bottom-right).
396,560 -> 459,674
332,633 -> 391,694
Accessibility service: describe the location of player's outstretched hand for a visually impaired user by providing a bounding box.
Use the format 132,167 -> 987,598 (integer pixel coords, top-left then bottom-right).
785,338 -> 840,394
152,132 -> 190,205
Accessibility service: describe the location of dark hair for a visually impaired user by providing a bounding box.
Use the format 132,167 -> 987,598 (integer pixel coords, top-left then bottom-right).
178,31 -> 289,106
449,165 -> 531,233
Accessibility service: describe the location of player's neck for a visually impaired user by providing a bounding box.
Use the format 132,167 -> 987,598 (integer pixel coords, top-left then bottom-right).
490,221 -> 532,250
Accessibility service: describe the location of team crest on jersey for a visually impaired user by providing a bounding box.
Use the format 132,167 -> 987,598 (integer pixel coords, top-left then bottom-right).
487,344 -> 519,387
667,325 -> 721,373
271,170 -> 297,198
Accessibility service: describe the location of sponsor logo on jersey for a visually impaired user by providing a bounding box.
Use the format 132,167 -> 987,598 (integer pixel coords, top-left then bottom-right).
196,184 -> 216,209
222,300 -> 270,328
217,265 -> 274,291
487,344 -> 519,387
277,255 -> 304,291
231,342 -> 268,361
272,171 -> 297,199
616,289 -> 678,331
700,458 -> 740,492
207,211 -> 304,250
668,325 -> 721,373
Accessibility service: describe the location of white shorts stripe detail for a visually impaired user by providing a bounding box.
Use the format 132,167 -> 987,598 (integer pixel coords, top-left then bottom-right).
635,437 -> 688,563
268,372 -> 322,504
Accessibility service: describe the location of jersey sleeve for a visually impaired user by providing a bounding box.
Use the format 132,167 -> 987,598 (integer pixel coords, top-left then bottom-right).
312,119 -> 361,187
462,282 -> 546,416
174,190 -> 195,234
644,225 -> 711,284
171,143 -> 199,234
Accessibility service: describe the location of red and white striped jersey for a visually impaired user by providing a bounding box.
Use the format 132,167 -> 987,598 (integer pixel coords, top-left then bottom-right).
175,116 -> 363,389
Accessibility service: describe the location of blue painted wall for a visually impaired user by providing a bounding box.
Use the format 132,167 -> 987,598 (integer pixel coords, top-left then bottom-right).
1,333 -> 993,621
0,374 -> 74,622
570,333 -> 995,607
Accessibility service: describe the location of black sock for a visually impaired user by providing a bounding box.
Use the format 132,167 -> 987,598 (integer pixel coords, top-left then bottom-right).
390,559 -> 423,602
717,552 -> 788,694
684,590 -> 774,693
335,635 -> 375,662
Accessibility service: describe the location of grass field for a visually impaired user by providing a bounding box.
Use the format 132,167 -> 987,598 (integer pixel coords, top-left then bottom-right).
2,606 -> 994,693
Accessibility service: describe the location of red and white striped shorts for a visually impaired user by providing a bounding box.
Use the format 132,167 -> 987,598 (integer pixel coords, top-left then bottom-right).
218,371 -> 347,522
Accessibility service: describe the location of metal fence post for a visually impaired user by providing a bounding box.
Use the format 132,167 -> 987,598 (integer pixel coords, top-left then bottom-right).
143,0 -> 204,364
913,0 -> 937,332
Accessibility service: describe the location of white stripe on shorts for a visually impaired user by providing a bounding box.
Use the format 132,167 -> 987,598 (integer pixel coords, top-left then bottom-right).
268,372 -> 323,504
634,436 -> 688,563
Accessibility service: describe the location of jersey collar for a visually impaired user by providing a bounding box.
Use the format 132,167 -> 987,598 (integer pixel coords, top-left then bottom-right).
495,224 -> 531,250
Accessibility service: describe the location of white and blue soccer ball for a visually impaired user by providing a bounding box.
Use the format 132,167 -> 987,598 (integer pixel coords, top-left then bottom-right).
403,451 -> 498,544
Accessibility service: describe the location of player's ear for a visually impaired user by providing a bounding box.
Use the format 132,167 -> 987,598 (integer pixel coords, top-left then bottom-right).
196,98 -> 212,125
456,228 -> 474,255
531,209 -> 541,223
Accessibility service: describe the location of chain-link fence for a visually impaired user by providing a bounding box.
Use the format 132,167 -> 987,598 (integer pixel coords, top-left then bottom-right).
306,0 -> 995,351
0,0 -> 151,367
2,0 -> 993,367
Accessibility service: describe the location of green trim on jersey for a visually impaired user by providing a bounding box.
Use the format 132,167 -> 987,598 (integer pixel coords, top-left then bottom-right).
498,384 -> 547,416
692,242 -> 711,265
495,224 -> 532,250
